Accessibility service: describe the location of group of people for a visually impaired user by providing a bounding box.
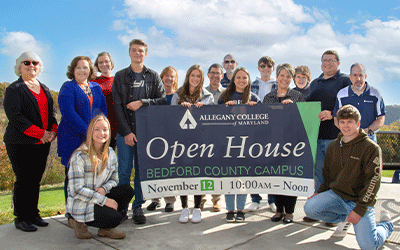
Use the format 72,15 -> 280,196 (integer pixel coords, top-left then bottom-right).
2,38 -> 394,249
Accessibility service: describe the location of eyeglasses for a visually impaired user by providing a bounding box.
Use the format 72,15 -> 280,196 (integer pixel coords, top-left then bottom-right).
22,61 -> 39,66
259,64 -> 273,69
209,72 -> 222,76
321,59 -> 337,64
224,60 -> 236,64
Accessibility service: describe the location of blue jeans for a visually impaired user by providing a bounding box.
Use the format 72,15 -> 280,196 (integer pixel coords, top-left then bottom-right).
304,190 -> 393,250
116,133 -> 145,210
250,194 -> 274,204
225,194 -> 247,211
314,139 -> 334,191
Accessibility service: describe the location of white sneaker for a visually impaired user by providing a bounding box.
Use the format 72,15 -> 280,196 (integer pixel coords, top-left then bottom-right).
332,221 -> 351,238
191,208 -> 201,223
179,208 -> 190,223
380,210 -> 391,222
247,202 -> 260,212
270,203 -> 277,213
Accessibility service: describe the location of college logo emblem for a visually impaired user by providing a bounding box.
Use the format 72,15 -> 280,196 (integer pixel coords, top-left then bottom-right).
180,109 -> 197,129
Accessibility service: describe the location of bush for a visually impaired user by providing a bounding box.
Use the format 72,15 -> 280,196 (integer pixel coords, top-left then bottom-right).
0,144 -> 15,191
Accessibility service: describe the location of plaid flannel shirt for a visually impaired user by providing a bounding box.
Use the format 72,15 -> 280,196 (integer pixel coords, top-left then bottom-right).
66,146 -> 118,222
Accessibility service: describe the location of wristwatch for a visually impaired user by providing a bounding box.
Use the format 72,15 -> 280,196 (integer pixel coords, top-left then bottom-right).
367,128 -> 374,136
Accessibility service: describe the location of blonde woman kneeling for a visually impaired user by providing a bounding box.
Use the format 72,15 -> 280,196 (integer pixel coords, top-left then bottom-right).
66,115 -> 134,239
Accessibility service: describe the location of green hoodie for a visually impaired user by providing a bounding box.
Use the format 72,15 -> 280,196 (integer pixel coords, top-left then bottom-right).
317,129 -> 382,217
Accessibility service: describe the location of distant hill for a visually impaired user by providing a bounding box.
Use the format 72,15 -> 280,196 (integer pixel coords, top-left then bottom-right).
385,105 -> 400,125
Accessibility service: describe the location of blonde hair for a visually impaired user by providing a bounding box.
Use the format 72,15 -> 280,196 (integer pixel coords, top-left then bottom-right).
77,115 -> 111,173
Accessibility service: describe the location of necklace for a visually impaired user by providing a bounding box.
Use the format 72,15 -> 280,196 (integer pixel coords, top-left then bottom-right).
24,80 -> 40,93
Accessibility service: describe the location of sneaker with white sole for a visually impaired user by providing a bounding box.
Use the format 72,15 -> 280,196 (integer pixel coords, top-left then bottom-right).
191,208 -> 201,223
270,203 -> 277,213
332,221 -> 351,238
247,202 -> 260,212
380,210 -> 391,222
179,208 -> 190,223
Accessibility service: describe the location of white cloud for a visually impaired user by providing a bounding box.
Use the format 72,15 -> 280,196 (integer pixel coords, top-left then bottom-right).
0,31 -> 49,57
114,0 -> 400,104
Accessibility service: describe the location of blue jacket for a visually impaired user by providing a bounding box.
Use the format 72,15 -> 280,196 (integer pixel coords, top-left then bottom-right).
57,80 -> 107,166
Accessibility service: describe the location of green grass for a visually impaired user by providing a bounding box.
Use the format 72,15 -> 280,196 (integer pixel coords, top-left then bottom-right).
382,170 -> 395,178
0,184 -> 66,225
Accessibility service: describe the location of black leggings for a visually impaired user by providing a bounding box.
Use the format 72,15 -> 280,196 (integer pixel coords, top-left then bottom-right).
85,184 -> 134,229
274,195 -> 297,214
180,195 -> 202,209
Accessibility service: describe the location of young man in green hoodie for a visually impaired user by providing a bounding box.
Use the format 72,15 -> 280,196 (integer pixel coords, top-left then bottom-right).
304,104 -> 393,250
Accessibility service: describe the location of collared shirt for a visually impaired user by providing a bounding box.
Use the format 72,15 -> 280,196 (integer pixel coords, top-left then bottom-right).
334,82 -> 386,129
251,77 -> 278,100
206,84 -> 226,104
307,70 -> 352,139
66,146 -> 118,223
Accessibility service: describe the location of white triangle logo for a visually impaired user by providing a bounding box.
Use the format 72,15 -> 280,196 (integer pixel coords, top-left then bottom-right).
180,109 -> 197,129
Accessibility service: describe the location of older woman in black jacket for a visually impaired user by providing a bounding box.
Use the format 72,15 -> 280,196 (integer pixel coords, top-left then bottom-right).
3,51 -> 58,232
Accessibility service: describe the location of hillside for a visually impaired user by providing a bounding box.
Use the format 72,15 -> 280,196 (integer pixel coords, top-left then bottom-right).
385,105 -> 400,126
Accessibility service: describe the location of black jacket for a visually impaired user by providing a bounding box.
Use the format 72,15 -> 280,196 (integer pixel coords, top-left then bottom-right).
112,65 -> 166,136
3,77 -> 57,144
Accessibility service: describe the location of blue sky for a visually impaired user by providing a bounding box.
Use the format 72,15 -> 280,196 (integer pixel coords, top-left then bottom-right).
1,0 -> 400,105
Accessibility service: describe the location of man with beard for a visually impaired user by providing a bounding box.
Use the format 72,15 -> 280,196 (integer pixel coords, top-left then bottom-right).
333,63 -> 386,143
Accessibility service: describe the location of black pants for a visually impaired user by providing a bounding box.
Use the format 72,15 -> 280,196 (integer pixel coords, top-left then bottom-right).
5,143 -> 50,221
85,184 -> 134,229
180,195 -> 202,209
274,195 -> 297,214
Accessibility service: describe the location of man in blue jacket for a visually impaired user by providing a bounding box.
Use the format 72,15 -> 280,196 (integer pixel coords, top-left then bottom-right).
112,39 -> 166,224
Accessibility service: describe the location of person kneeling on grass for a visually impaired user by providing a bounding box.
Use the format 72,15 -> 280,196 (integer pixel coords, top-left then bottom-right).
304,105 -> 393,250
66,115 -> 134,239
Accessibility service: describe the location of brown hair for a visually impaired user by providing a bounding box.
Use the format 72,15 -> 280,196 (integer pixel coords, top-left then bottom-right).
294,65 -> 312,83
258,56 -> 275,67
177,65 -> 204,104
94,52 -> 114,72
322,49 -> 340,62
160,66 -> 178,92
336,104 -> 361,123
220,67 -> 252,104
66,56 -> 96,81
129,39 -> 148,52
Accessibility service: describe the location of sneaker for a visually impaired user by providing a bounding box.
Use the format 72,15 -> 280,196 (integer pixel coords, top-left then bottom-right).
380,210 -> 391,222
226,211 -> 235,223
132,207 -> 146,225
165,203 -> 174,212
332,222 -> 351,238
179,208 -> 190,223
212,201 -> 222,212
191,208 -> 201,223
147,202 -> 161,211
247,202 -> 260,212
270,203 -> 277,213
236,211 -> 245,223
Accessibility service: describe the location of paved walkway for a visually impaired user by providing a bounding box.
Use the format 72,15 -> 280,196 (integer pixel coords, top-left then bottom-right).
1,181 -> 399,250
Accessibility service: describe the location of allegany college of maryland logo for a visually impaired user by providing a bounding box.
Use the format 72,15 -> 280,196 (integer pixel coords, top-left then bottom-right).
180,109 -> 197,129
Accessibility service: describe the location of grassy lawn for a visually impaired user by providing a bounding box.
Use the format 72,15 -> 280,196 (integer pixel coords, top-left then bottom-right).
0,184 -> 65,225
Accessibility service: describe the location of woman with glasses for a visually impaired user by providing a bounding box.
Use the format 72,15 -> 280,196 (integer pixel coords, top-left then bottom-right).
3,51 -> 58,232
93,52 -> 117,149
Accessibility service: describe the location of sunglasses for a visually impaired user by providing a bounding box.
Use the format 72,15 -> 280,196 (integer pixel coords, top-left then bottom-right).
224,60 -> 236,64
259,64 -> 273,69
22,61 -> 39,66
